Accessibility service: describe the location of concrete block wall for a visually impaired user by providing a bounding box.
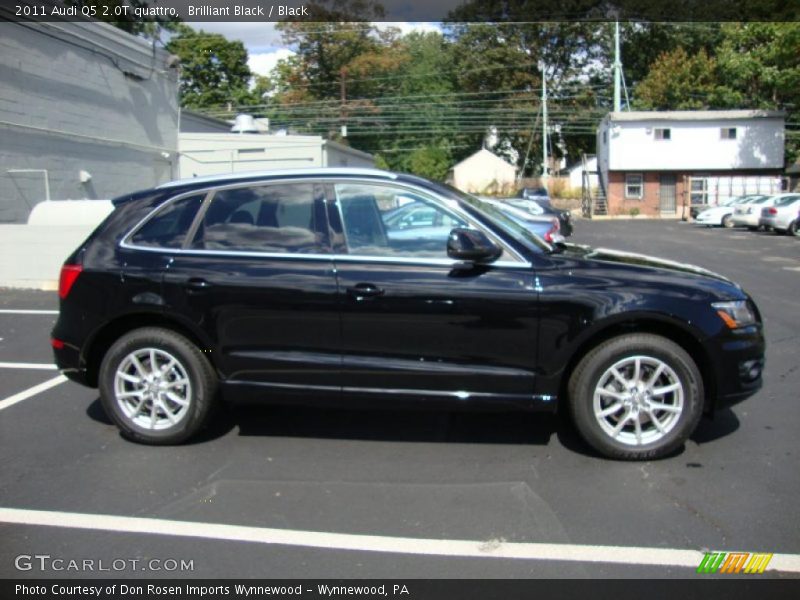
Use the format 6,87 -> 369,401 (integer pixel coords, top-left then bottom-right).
0,20 -> 179,222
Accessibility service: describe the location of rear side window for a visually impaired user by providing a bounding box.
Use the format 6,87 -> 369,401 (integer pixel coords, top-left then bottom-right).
130,194 -> 204,248
191,183 -> 326,254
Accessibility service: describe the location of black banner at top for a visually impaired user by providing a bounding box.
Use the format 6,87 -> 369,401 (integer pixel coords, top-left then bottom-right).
1,0 -> 799,23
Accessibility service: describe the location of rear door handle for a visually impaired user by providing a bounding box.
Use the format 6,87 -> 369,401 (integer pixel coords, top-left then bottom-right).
346,283 -> 384,300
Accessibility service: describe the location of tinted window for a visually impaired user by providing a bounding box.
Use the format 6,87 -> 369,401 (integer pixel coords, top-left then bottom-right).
335,183 -> 466,258
191,183 -> 326,253
131,194 -> 204,248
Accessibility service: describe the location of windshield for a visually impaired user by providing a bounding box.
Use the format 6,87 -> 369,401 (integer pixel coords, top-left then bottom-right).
433,183 -> 553,252
752,196 -> 773,205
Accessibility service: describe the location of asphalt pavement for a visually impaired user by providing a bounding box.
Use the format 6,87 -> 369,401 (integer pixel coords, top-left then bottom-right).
0,220 -> 798,580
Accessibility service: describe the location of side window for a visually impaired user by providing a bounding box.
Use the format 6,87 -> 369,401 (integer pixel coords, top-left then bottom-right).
130,194 -> 204,248
191,183 -> 326,254
335,183 -> 467,258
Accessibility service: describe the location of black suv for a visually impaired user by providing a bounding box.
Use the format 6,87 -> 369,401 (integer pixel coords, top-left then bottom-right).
52,169 -> 765,460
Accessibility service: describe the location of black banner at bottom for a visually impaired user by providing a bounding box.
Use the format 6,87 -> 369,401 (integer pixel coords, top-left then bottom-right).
3,579 -> 799,600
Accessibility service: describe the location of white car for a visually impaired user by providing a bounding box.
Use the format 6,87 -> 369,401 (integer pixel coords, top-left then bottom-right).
695,195 -> 758,228
730,195 -> 779,229
758,193 -> 800,234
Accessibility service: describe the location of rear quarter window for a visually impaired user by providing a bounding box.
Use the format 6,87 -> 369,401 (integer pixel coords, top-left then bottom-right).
130,194 -> 205,248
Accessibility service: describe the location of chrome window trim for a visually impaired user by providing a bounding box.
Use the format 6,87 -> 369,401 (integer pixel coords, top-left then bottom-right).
121,188 -> 214,251
115,243 -> 530,269
120,177 -> 533,269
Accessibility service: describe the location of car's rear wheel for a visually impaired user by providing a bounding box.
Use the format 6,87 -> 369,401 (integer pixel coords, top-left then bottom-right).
721,214 -> 733,228
99,327 -> 217,445
568,334 -> 703,460
786,220 -> 798,236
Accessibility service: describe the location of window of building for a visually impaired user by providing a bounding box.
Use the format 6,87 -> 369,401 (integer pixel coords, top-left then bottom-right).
654,128 -> 671,141
721,127 -> 737,140
690,178 -> 709,204
191,183 -> 326,254
625,174 -> 643,199
130,194 -> 205,248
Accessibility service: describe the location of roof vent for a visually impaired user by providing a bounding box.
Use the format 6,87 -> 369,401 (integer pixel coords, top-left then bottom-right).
231,114 -> 258,134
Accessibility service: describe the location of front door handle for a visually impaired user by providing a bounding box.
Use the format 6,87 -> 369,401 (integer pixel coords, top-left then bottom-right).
185,277 -> 212,291
346,283 -> 385,300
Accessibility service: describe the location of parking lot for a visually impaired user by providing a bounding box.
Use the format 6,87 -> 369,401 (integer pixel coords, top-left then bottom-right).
0,219 -> 798,579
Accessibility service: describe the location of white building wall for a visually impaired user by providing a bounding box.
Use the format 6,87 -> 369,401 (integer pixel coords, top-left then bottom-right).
179,134 -> 373,178
568,156 -> 599,190
608,117 -> 784,171
452,149 -> 516,193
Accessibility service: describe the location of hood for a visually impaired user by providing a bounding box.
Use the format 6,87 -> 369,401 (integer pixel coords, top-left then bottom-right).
561,243 -> 734,284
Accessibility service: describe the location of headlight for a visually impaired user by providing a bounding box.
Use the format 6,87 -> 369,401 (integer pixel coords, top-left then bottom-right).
712,300 -> 756,329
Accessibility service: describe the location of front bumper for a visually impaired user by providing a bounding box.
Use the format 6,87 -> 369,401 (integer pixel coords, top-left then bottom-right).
706,325 -> 765,412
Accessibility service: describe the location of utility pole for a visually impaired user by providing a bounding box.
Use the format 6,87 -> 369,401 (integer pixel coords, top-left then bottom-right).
613,21 -> 622,112
339,67 -> 348,138
541,61 -> 548,182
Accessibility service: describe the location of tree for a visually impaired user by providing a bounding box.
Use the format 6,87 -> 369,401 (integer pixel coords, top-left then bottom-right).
166,24 -> 255,110
633,48 -> 731,110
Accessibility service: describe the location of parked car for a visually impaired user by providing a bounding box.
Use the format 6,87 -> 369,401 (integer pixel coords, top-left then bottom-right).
52,168 -> 764,460
479,198 -> 564,244
518,186 -> 550,203
730,194 -> 780,230
694,195 -> 763,228
502,197 -> 573,237
758,193 -> 800,234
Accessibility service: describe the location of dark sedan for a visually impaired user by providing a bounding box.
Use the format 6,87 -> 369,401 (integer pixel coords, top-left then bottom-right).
52,168 -> 764,460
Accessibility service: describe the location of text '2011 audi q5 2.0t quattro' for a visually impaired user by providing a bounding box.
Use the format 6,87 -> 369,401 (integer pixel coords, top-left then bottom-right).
52,168 -> 765,460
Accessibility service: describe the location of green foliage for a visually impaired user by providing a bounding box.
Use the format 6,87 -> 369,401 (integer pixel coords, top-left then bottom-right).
166,24 -> 255,110
404,146 -> 453,180
634,48 -> 729,110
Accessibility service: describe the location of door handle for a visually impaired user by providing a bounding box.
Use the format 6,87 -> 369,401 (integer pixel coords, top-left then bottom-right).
346,283 -> 385,300
185,278 -> 212,291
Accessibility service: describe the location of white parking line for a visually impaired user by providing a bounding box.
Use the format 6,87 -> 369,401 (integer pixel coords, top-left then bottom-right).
0,362 -> 57,370
0,507 -> 799,573
0,375 -> 67,411
0,309 -> 58,315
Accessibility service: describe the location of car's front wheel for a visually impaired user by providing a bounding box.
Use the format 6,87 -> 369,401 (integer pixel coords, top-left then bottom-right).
99,327 -> 217,445
568,333 -> 703,460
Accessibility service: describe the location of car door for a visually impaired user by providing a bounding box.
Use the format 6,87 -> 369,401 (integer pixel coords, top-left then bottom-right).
328,180 -> 541,405
161,180 -> 341,394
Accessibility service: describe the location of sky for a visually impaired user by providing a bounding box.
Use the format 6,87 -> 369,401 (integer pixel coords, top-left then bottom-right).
190,22 -> 441,79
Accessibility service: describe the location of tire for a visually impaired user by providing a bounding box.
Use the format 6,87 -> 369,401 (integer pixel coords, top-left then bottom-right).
721,214 -> 733,228
98,327 -> 217,445
790,221 -> 800,237
568,333 -> 704,460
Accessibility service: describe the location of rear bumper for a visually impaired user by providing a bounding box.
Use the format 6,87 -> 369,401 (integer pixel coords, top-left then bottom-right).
52,339 -> 92,386
730,214 -> 758,227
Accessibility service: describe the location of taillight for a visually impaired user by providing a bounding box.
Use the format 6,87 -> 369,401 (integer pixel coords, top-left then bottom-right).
767,208 -> 778,215
544,218 -> 559,243
58,264 -> 83,299
51,338 -> 65,350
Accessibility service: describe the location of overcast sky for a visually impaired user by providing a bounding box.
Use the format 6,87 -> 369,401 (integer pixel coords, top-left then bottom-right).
189,22 -> 441,79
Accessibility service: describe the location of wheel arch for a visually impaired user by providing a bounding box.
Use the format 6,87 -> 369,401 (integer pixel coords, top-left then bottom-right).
558,315 -> 716,414
82,313 -> 215,388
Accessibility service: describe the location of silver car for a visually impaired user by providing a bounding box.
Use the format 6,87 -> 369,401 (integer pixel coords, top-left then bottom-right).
730,194 -> 778,229
758,194 -> 800,234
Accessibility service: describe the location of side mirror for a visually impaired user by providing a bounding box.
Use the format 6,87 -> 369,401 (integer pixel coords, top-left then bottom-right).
447,228 -> 502,263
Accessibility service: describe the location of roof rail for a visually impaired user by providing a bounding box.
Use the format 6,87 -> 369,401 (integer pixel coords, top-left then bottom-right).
158,167 -> 398,189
